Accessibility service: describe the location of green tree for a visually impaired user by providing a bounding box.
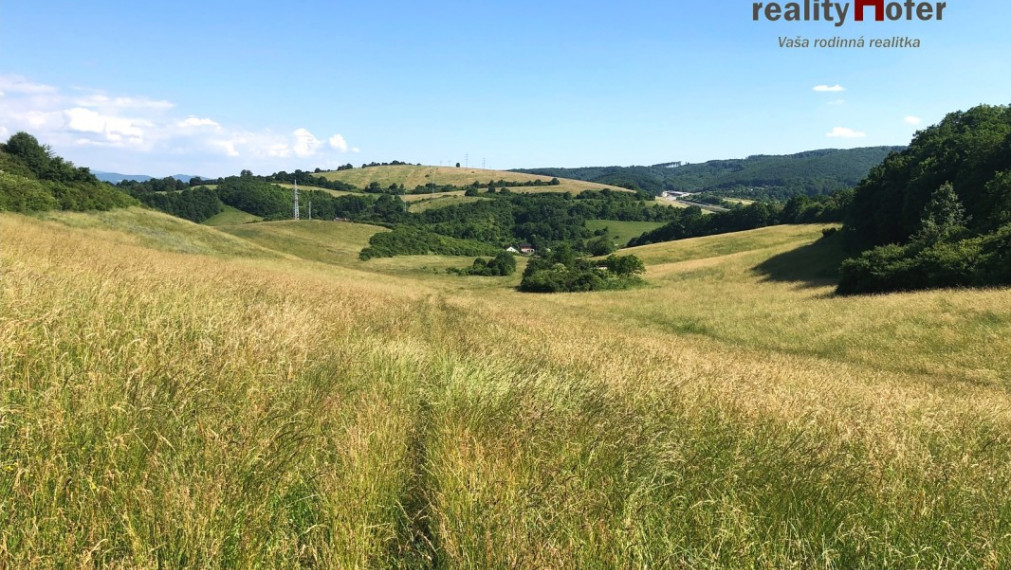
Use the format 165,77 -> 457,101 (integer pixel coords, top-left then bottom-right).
587,236 -> 617,256
914,183 -> 969,245
603,254 -> 645,276
4,132 -> 53,178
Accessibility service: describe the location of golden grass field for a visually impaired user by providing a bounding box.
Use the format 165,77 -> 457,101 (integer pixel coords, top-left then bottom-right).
314,165 -> 624,195
2,208 -> 1011,567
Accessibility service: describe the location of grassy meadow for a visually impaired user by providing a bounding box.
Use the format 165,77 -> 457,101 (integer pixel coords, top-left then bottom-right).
2,210 -> 1011,567
315,165 -> 622,195
585,219 -> 666,245
407,195 -> 489,213
203,205 -> 263,226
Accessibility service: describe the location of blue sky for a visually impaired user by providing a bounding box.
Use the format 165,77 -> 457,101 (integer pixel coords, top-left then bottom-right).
2,1 -> 1009,177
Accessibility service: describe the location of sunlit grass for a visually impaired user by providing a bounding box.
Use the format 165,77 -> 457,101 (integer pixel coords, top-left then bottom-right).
202,204 -> 263,226
315,164 -> 622,195
585,219 -> 665,244
2,211 -> 1010,567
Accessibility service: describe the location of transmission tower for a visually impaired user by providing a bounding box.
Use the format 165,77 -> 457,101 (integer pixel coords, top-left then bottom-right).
293,179 -> 300,220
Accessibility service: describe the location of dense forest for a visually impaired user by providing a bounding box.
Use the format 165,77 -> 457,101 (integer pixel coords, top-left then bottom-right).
837,105 -> 1011,294
117,177 -> 223,223
515,147 -> 900,199
0,132 -> 135,212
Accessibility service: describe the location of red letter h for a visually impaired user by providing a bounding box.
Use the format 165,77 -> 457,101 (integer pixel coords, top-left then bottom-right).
854,0 -> 885,21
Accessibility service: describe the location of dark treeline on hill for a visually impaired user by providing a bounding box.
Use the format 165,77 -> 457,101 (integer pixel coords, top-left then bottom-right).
263,170 -> 357,192
515,147 -> 900,199
359,227 -> 498,260
630,191 -> 853,247
362,177 -> 562,195
837,104 -> 1011,294
215,175 -> 405,223
184,169 -> 358,193
117,177 -> 223,223
358,189 -> 683,259
117,171 -> 373,223
418,189 -> 674,246
0,132 -> 135,212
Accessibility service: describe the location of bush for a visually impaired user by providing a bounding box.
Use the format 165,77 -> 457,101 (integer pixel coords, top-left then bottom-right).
836,227 -> 1011,295
519,246 -> 645,293
450,251 -> 518,277
360,227 -> 498,260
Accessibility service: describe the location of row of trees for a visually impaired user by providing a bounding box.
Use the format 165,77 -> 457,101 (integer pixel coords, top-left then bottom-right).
359,227 -> 498,260
516,147 -> 899,198
628,191 -> 852,247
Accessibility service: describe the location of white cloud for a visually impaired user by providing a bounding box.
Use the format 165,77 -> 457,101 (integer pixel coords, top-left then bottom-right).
63,107 -> 106,134
72,92 -> 174,112
63,107 -> 149,147
293,128 -> 323,158
329,134 -> 349,152
826,126 -> 867,139
177,116 -> 220,129
20,110 -> 63,129
904,116 -> 923,126
211,140 -> 240,157
0,74 -> 356,175
813,84 -> 846,93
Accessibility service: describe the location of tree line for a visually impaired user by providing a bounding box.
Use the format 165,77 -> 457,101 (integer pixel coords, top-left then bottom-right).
629,192 -> 853,247
515,147 -> 900,198
0,132 -> 135,213
837,105 -> 1011,294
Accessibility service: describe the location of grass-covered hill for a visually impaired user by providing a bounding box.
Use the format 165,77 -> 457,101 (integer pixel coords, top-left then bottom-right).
314,164 -> 624,194
4,206 -> 1011,566
0,132 -> 135,212
516,146 -> 902,199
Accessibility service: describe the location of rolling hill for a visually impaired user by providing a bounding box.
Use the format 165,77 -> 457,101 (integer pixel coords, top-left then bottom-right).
313,164 -> 626,194
4,205 -> 1011,566
515,146 -> 903,198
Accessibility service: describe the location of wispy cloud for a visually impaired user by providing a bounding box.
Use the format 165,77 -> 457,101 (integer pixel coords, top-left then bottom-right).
904,116 -> 923,126
0,74 -> 358,175
828,99 -> 846,106
826,126 -> 866,138
0,75 -> 58,95
177,116 -> 221,129
329,134 -> 349,152
813,84 -> 846,93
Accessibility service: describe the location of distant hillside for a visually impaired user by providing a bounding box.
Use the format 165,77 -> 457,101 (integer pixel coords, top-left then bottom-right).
314,165 -> 625,195
515,147 -> 903,199
95,171 -> 200,184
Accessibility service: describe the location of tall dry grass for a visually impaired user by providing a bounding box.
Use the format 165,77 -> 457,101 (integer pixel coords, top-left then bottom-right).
2,212 -> 1011,567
